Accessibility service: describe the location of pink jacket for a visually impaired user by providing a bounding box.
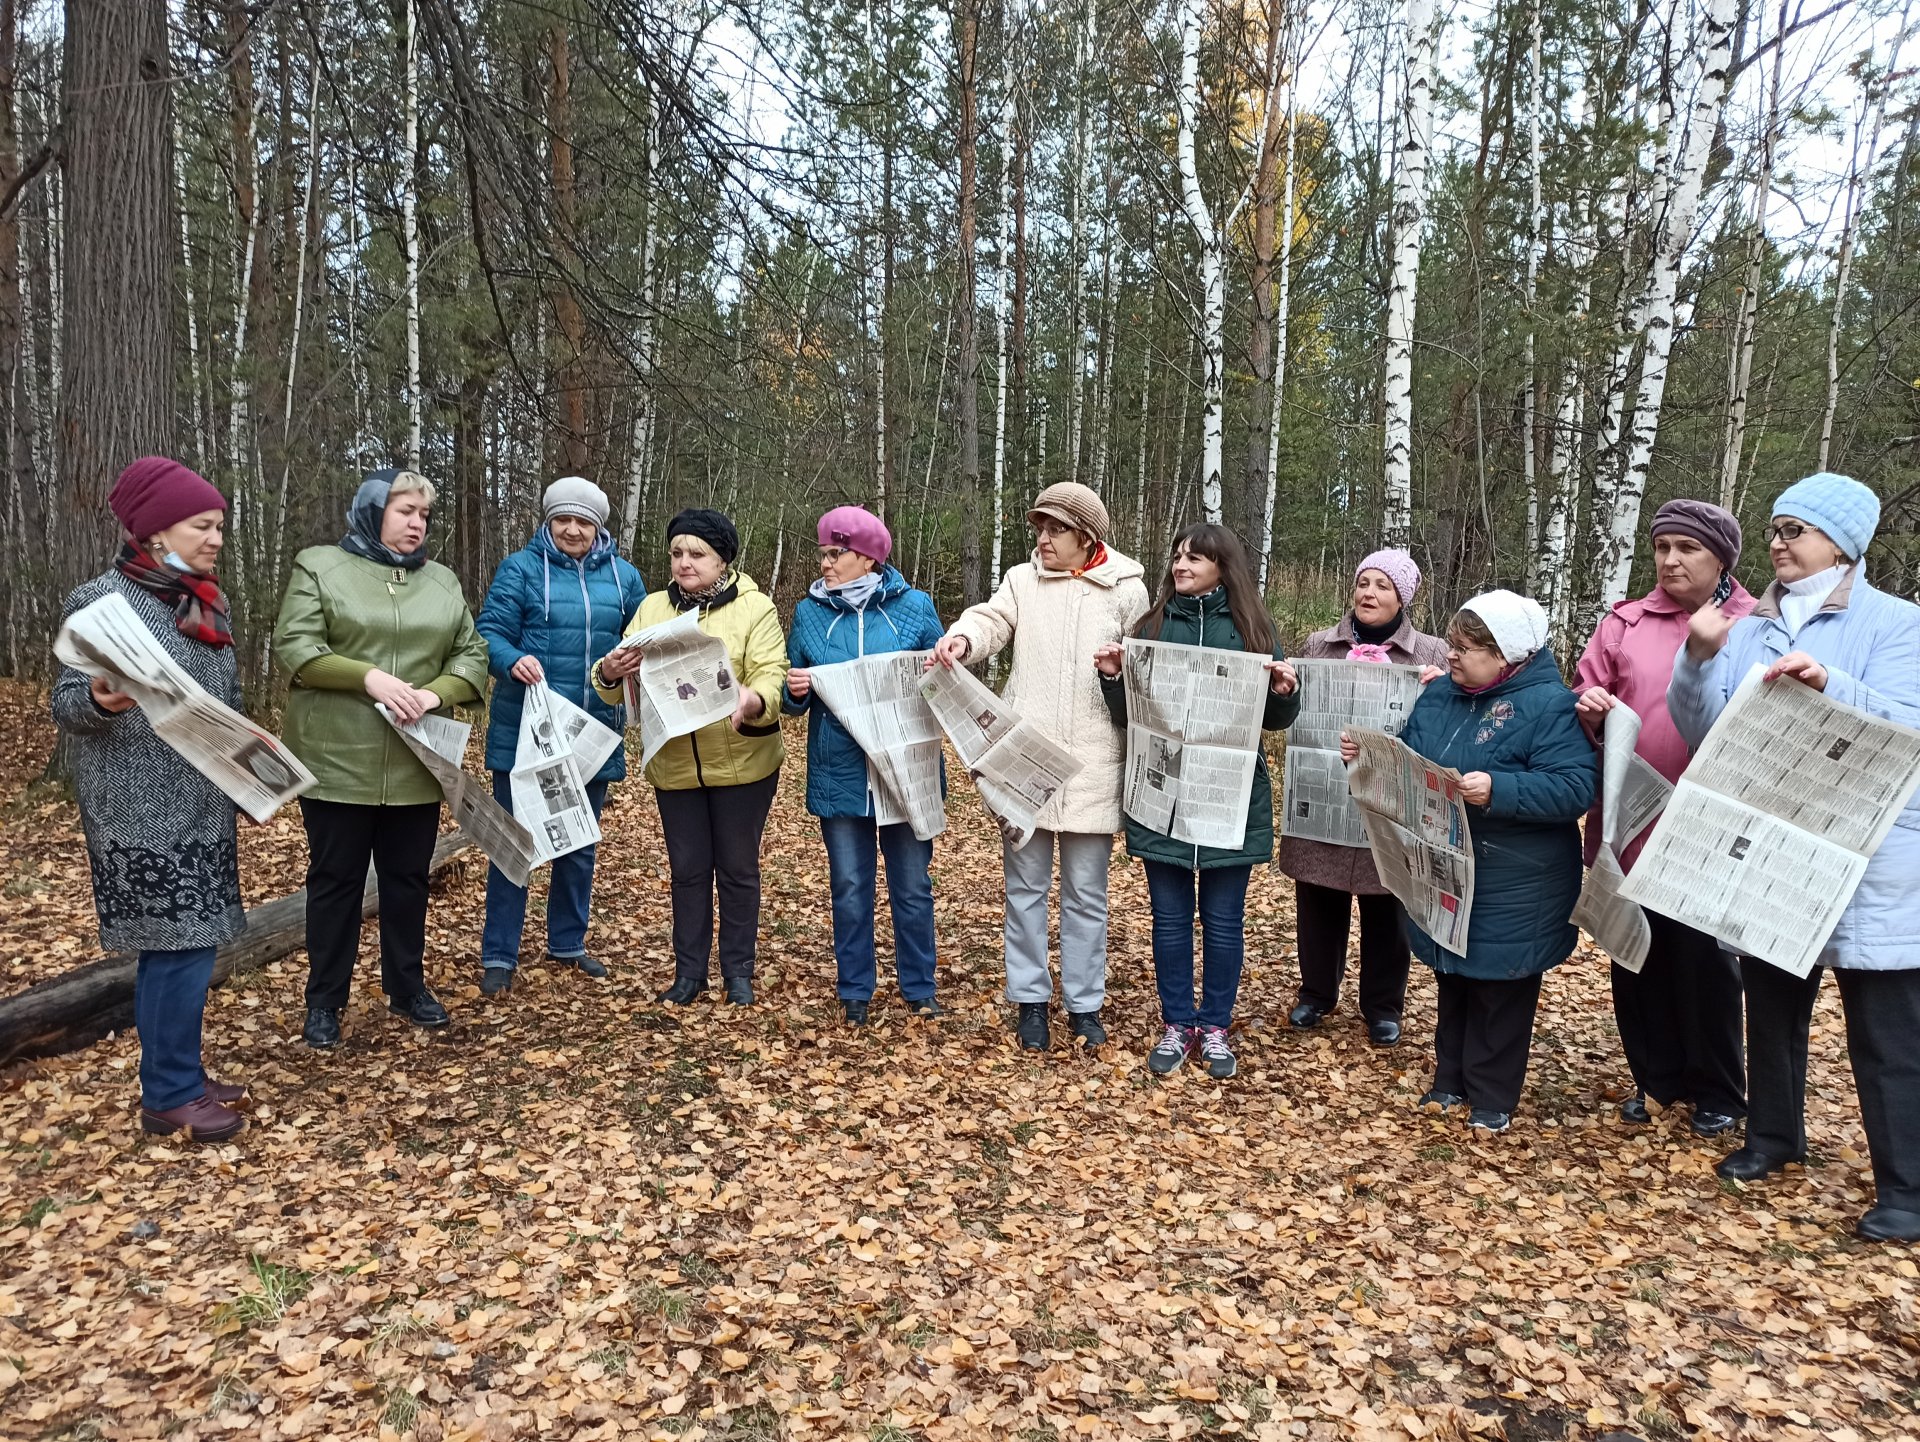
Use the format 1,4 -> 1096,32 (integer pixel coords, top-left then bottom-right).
1573,581 -> 1756,869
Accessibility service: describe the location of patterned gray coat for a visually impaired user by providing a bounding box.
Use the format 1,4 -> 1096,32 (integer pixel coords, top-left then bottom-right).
51,572 -> 245,952
1275,612 -> 1450,896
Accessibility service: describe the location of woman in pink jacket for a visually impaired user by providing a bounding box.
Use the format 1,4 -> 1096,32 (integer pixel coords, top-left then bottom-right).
1572,499 -> 1755,1137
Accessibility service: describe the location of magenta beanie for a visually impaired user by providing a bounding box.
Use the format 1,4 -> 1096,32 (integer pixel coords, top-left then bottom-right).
818,505 -> 892,564
109,456 -> 226,542
1355,548 -> 1421,607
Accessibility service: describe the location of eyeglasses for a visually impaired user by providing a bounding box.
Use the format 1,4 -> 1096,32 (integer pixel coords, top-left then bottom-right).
817,547 -> 847,564
1032,519 -> 1072,538
1767,522 -> 1810,544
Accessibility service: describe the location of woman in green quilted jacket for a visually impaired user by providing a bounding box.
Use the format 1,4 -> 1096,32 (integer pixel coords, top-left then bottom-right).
274,469 -> 490,1049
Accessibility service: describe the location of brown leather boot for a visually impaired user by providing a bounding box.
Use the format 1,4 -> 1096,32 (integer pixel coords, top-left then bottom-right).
205,1079 -> 253,1113
141,1095 -> 245,1143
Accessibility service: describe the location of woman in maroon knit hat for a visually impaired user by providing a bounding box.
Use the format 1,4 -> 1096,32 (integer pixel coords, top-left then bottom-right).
51,457 -> 252,1143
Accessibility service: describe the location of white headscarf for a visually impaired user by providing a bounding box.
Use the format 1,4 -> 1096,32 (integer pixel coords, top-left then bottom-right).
1459,589 -> 1549,664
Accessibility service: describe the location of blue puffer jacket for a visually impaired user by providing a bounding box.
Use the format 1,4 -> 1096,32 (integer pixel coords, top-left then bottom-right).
783,567 -> 946,819
1669,566 -> 1920,972
476,527 -> 645,782
1398,649 -> 1597,980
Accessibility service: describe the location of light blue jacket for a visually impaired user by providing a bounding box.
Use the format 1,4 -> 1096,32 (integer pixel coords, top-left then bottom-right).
1669,565 -> 1920,972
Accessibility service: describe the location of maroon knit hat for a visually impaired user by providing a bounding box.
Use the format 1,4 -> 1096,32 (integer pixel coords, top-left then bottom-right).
108,456 -> 227,542
1649,498 -> 1741,572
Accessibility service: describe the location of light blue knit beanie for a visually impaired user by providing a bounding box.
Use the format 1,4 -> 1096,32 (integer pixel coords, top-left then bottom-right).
1771,472 -> 1879,561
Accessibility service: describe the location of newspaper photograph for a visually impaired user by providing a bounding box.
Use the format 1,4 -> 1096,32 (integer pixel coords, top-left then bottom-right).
1571,705 -> 1663,973
1118,639 -> 1270,850
807,651 -> 946,841
1344,728 -> 1474,954
1281,659 -> 1427,847
510,684 -> 603,864
612,610 -> 739,766
380,707 -> 538,887
1619,666 -> 1920,977
549,690 -> 624,781
54,591 -> 314,823
918,663 -> 1082,849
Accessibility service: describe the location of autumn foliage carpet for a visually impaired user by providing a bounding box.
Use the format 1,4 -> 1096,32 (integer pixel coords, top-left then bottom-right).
0,680 -> 1915,1442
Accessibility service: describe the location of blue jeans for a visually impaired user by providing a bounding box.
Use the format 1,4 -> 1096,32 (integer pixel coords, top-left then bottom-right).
480,771 -> 610,970
821,816 -> 938,1002
135,946 -> 218,1110
1142,861 -> 1252,1029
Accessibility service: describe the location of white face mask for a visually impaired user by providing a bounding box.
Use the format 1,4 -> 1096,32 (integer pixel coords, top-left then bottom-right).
162,550 -> 195,574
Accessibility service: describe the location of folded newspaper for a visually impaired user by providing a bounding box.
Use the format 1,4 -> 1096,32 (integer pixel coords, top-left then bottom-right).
511,683 -> 622,865
1344,728 -> 1474,954
807,651 -> 946,840
613,610 -> 740,767
919,662 -> 1082,850
1120,638 -> 1271,850
1569,703 -> 1673,974
381,709 -> 539,887
54,591 -> 314,823
1619,665 -> 1920,977
1282,658 -> 1426,847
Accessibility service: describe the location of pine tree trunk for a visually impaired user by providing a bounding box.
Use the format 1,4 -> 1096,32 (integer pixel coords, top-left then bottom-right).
1381,0 -> 1439,550
548,19 -> 591,476
991,23 -> 1014,589
1520,0 -> 1542,585
403,0 -> 422,468
956,0 -> 983,605
1244,9 -> 1284,543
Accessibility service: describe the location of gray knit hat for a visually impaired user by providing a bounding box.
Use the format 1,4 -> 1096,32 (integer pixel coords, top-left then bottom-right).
543,475 -> 610,527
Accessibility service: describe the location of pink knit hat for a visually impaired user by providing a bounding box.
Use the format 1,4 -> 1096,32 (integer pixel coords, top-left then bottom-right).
818,505 -> 892,564
1355,548 -> 1421,607
109,456 -> 227,542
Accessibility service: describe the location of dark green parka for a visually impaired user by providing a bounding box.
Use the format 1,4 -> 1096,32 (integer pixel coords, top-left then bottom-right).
1098,587 -> 1299,869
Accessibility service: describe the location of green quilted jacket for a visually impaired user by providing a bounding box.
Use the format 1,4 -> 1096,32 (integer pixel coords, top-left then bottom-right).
274,546 -> 491,805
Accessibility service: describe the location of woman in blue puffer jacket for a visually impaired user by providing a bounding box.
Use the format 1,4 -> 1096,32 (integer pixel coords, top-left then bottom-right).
1346,589 -> 1596,1135
473,478 -> 645,994
783,506 -> 945,1025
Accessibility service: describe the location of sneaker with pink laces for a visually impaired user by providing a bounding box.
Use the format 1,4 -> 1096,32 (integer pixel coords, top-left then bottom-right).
1146,1024 -> 1196,1076
1198,1027 -> 1237,1080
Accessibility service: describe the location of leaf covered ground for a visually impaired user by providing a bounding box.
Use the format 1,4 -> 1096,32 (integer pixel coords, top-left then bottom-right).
1,680 -> 1916,1442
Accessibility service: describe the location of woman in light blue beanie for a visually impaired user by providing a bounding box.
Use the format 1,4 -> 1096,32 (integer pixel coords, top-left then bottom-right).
1666,470 -> 1920,1243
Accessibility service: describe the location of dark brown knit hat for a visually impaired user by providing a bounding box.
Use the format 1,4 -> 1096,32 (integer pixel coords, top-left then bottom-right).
1027,482 -> 1110,544
1649,498 -> 1742,572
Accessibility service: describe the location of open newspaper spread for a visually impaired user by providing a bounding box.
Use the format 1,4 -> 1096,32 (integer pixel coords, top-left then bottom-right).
1344,729 -> 1475,954
918,662 -> 1082,850
1282,659 -> 1426,846
510,683 -> 620,864
1119,639 -> 1271,850
1569,703 -> 1673,973
612,610 -> 739,767
381,709 -> 539,887
806,651 -> 946,841
1618,665 -> 1920,977
54,591 -> 313,822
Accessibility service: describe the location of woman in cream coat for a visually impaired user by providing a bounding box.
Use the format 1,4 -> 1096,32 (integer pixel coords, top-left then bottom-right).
931,482 -> 1150,1052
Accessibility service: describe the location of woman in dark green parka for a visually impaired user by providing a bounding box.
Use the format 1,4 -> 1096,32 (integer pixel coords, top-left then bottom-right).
1343,589 -> 1595,1134
1097,523 -> 1301,1080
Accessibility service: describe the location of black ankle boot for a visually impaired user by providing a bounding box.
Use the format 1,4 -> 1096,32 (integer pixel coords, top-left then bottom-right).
1016,1002 -> 1049,1051
657,975 -> 707,1005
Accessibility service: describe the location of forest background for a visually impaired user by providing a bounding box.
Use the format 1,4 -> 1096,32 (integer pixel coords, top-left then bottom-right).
4,0 -> 1918,706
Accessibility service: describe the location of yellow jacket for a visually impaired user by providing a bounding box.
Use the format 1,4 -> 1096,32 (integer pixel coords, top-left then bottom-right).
595,572 -> 787,791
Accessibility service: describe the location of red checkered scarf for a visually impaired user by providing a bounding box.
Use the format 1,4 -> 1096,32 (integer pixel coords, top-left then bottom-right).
114,543 -> 234,648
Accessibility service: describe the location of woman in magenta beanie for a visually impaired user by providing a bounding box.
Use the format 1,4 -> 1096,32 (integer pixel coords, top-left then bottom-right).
51,457 -> 252,1143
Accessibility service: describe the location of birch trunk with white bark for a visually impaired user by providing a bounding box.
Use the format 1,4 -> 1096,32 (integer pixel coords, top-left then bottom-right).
1380,0 -> 1439,550
1174,0 -> 1225,523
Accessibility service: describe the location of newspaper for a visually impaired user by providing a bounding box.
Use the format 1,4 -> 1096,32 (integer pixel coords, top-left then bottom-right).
612,610 -> 739,767
1570,704 -> 1673,973
1281,659 -> 1427,847
1344,728 -> 1475,954
380,707 -> 538,887
550,690 -> 624,781
918,662 -> 1083,849
510,683 -> 609,864
1119,639 -> 1271,850
806,651 -> 946,841
1619,665 -> 1920,977
54,591 -> 314,823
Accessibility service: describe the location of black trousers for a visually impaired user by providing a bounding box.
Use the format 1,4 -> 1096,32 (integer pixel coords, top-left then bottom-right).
1432,971 -> 1544,1113
1744,959 -> 1920,1212
1295,881 -> 1411,1023
301,798 -> 442,1010
655,773 -> 779,981
1612,910 -> 1746,1115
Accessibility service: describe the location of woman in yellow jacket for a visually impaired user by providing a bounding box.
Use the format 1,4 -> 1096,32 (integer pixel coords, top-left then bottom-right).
595,509 -> 787,1006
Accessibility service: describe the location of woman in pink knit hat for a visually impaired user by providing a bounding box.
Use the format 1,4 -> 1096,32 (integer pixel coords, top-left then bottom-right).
1276,549 -> 1448,1046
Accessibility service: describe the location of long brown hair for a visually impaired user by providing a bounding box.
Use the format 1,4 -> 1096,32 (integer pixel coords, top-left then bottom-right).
1134,523 -> 1278,654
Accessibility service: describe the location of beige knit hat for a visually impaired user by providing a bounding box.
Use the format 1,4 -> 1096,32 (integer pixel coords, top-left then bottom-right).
1027,481 -> 1110,543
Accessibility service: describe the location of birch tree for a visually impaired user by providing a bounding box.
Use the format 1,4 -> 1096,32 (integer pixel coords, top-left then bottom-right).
403,0 -> 422,468
1380,0 -> 1439,550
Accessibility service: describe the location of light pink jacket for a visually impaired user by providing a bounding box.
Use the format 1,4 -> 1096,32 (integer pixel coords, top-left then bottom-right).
1572,581 -> 1756,869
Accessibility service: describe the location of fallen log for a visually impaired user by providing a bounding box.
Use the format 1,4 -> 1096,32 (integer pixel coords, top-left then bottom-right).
0,835 -> 474,1065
